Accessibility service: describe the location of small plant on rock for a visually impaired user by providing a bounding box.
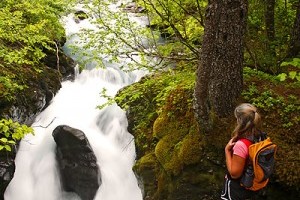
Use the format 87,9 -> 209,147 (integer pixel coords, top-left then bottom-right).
0,119 -> 33,152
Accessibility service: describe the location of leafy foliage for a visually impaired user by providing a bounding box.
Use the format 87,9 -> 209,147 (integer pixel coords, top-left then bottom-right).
277,58 -> 300,81
245,0 -> 298,72
115,67 -> 195,154
0,75 -> 26,102
0,119 -> 33,152
116,67 -> 195,112
0,0 -> 75,111
281,58 -> 300,68
277,71 -> 300,82
0,0 -> 73,152
97,88 -> 115,109
68,0 -> 205,71
137,0 -> 205,53
0,0 -> 74,69
242,68 -> 300,129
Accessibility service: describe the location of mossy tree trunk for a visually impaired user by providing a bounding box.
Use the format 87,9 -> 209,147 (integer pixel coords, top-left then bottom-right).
194,0 -> 248,131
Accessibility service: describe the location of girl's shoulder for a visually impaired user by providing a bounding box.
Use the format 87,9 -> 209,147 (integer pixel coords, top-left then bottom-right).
238,138 -> 252,147
233,140 -> 250,159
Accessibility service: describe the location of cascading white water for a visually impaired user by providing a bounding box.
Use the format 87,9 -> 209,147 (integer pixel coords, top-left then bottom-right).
4,2 -> 147,200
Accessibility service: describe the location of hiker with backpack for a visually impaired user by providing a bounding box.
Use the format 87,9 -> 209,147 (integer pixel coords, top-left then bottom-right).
221,103 -> 277,200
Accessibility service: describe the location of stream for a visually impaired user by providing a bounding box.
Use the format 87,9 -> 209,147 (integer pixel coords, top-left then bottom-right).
4,1 -> 148,200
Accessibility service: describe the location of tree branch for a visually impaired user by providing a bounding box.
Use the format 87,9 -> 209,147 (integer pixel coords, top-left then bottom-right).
173,0 -> 204,27
32,117 -> 56,128
53,41 -> 60,72
143,0 -> 200,56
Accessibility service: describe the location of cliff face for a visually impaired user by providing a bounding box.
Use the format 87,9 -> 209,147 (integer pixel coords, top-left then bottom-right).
116,69 -> 300,200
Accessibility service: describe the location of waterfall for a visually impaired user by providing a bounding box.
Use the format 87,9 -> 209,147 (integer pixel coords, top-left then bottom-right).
4,2 -> 147,200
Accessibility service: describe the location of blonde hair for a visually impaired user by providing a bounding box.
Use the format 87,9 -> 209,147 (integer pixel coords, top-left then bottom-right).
233,103 -> 261,139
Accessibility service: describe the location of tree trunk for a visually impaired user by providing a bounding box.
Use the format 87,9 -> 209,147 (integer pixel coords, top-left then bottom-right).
194,0 -> 247,131
287,0 -> 300,58
265,0 -> 276,56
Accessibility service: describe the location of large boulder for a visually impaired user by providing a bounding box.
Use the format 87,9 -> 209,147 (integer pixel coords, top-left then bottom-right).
52,125 -> 100,200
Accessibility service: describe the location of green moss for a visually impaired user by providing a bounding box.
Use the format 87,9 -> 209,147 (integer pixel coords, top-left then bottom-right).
153,86 -> 201,176
155,132 -> 184,176
152,115 -> 166,139
135,152 -> 157,170
178,129 -> 202,166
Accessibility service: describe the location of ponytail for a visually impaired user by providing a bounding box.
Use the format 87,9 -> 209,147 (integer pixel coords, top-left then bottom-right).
233,103 -> 261,139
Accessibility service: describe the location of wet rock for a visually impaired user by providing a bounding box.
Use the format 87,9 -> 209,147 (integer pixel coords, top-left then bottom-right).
0,151 -> 15,200
42,47 -> 76,81
52,125 -> 100,200
2,67 -> 62,125
1,45 -> 75,125
123,2 -> 146,13
74,11 -> 89,23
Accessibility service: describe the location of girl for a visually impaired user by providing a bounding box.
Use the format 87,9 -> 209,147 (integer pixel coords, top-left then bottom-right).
221,103 -> 262,200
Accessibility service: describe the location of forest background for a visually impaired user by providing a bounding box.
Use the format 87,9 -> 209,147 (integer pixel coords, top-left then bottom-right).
0,0 -> 299,199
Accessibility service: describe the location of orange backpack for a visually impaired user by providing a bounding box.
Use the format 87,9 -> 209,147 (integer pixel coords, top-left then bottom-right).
240,136 -> 277,191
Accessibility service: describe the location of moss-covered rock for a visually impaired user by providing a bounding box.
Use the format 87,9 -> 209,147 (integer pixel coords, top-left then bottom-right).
134,153 -> 159,199
116,67 -> 300,199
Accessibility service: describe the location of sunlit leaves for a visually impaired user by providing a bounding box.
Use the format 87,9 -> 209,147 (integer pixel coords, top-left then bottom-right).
0,0 -> 74,67
280,58 -> 300,68
0,119 -> 34,152
277,71 -> 300,82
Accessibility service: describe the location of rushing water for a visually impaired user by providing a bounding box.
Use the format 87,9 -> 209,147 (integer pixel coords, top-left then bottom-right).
4,2 -> 147,200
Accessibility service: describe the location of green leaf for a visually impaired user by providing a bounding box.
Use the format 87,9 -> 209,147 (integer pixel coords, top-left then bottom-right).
288,71 -> 297,80
7,140 -> 16,144
277,73 -> 287,81
4,131 -> 10,138
280,61 -> 289,67
2,125 -> 9,133
4,145 -> 11,151
296,74 -> 300,81
0,138 -> 8,143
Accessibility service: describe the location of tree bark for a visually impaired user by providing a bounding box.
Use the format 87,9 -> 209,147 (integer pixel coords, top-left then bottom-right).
194,0 -> 247,131
287,0 -> 300,58
265,0 -> 276,56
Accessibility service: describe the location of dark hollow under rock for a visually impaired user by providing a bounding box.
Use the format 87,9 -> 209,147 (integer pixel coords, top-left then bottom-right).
52,125 -> 100,200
